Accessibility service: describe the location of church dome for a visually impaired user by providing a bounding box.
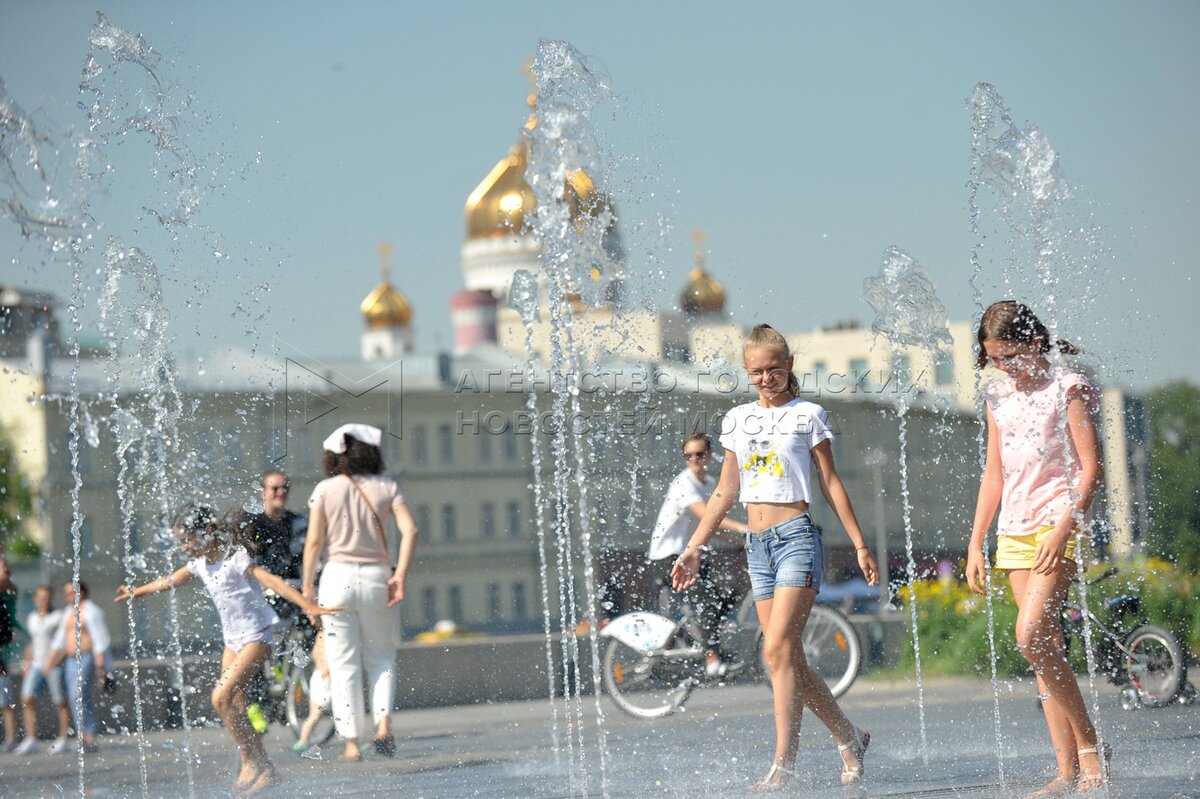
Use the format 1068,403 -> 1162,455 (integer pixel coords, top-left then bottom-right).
680,230 -> 726,314
464,142 -> 537,240
360,243 -> 412,328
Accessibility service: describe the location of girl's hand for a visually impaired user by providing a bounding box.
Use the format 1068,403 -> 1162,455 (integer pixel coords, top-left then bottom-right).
304,603 -> 341,627
856,548 -> 880,587
1032,526 -> 1072,575
115,585 -> 134,603
965,550 -> 988,595
671,548 -> 701,591
386,575 -> 405,608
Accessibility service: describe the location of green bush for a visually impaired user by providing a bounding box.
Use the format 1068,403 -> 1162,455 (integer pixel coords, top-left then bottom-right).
893,559 -> 1199,678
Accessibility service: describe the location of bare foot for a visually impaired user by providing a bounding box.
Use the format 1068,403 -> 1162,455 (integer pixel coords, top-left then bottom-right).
241,763 -> 276,796
747,762 -> 795,792
233,760 -> 268,791
1022,775 -> 1076,798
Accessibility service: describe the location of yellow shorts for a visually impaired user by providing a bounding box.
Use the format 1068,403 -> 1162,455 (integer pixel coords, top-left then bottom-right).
994,526 -> 1080,571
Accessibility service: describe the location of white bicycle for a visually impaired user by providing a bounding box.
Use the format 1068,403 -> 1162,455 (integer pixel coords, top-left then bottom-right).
601,592 -> 862,719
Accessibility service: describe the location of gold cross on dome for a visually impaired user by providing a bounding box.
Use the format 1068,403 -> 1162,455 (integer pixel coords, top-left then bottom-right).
522,56 -> 537,107
692,228 -> 707,267
378,240 -> 392,281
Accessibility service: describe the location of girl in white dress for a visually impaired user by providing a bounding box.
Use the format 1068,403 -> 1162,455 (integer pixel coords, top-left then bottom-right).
117,504 -> 338,795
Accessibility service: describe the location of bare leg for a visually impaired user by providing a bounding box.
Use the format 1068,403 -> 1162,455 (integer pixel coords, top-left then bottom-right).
55,702 -> 71,740
1010,568 -> 1103,795
21,697 -> 37,741
211,645 -> 273,791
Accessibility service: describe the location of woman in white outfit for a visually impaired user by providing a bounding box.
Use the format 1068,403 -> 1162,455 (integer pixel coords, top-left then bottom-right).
302,423 -> 419,762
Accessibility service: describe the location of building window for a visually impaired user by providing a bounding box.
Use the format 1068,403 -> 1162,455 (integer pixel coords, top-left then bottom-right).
79,518 -> 94,556
935,351 -> 955,386
481,502 -> 495,539
487,582 -> 501,622
412,425 -> 428,465
512,582 -> 527,620
480,429 -> 492,463
438,423 -> 453,464
849,358 -> 869,383
503,426 -> 519,461
421,586 -> 436,628
442,504 -> 456,541
892,354 -> 911,387
414,505 -> 431,540
506,501 -> 521,538
448,586 -> 463,622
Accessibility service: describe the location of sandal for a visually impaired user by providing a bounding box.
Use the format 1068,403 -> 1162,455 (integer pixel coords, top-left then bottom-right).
838,729 -> 870,785
747,762 -> 797,792
1076,743 -> 1113,792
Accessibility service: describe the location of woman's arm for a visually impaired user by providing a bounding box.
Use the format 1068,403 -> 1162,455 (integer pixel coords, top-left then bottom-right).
1032,386 -> 1105,574
387,500 -> 420,608
115,565 -> 194,603
302,504 -> 328,602
812,440 -> 879,586
672,453 -> 741,590
966,408 -> 1003,594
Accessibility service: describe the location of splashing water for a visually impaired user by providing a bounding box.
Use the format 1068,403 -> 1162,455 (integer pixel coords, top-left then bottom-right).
507,269 -> 562,764
966,80 -> 1013,786
525,38 -> 617,798
862,245 -> 953,766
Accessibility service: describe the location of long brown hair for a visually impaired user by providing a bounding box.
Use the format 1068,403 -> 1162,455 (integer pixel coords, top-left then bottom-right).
975,300 -> 1079,369
744,324 -> 800,395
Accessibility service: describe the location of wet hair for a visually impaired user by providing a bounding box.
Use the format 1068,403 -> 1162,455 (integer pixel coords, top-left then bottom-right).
743,324 -> 800,395
322,434 -> 384,477
975,300 -> 1079,369
259,469 -> 288,488
681,433 -> 712,453
172,503 -> 225,549
75,580 -> 89,600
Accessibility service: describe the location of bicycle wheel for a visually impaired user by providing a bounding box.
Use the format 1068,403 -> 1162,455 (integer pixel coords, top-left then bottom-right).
1123,624 -> 1185,708
285,660 -> 337,745
759,604 -> 861,698
602,636 -> 699,719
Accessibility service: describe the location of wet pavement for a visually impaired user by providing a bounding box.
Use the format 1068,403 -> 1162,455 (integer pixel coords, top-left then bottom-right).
0,676 -> 1196,798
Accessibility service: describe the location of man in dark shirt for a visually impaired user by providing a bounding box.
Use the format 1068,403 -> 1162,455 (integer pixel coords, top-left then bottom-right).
248,470 -> 307,583
242,470 -> 308,733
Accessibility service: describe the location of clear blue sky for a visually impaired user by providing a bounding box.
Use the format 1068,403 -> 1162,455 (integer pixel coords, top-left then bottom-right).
1,1 -> 1196,391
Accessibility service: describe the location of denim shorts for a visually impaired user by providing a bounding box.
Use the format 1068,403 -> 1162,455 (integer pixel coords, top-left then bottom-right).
21,665 -> 66,704
745,514 -> 824,601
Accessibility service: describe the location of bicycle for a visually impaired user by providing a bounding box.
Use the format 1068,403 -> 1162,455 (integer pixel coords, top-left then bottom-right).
1060,567 -> 1192,710
259,598 -> 336,745
601,588 -> 861,719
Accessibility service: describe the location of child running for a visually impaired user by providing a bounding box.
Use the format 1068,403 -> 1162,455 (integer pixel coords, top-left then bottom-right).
674,324 -> 879,790
116,504 -> 339,795
965,301 -> 1110,797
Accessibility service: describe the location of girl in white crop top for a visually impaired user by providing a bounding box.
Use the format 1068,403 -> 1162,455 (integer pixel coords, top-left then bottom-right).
117,504 -> 338,795
673,324 -> 879,791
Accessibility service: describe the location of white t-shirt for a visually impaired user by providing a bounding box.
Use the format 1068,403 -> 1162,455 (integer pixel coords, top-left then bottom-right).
26,609 -> 64,670
648,469 -> 716,561
718,398 -> 834,504
187,546 -> 279,646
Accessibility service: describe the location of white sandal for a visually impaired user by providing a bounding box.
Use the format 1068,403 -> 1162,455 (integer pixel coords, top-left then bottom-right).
1076,743 -> 1113,792
838,729 -> 870,784
748,762 -> 797,792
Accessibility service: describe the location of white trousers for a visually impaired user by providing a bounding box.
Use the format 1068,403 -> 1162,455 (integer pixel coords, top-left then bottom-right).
317,561 -> 397,740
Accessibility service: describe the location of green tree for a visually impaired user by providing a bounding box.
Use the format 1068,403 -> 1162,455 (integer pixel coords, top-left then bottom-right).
0,425 -> 35,556
1145,382 -> 1200,570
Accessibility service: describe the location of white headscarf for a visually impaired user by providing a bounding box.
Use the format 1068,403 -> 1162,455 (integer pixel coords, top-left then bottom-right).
322,423 -> 383,453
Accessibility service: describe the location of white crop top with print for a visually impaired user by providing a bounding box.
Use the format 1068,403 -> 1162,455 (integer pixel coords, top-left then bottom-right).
718,398 -> 833,504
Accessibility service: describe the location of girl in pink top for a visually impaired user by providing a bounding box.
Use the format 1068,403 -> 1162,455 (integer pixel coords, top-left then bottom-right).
965,301 -> 1109,797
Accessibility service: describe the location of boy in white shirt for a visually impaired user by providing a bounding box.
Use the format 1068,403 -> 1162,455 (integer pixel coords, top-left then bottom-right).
15,585 -> 71,755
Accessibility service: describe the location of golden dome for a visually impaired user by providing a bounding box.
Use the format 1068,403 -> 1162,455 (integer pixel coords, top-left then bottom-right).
465,143 -> 537,239
680,229 -> 726,314
360,243 -> 413,328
